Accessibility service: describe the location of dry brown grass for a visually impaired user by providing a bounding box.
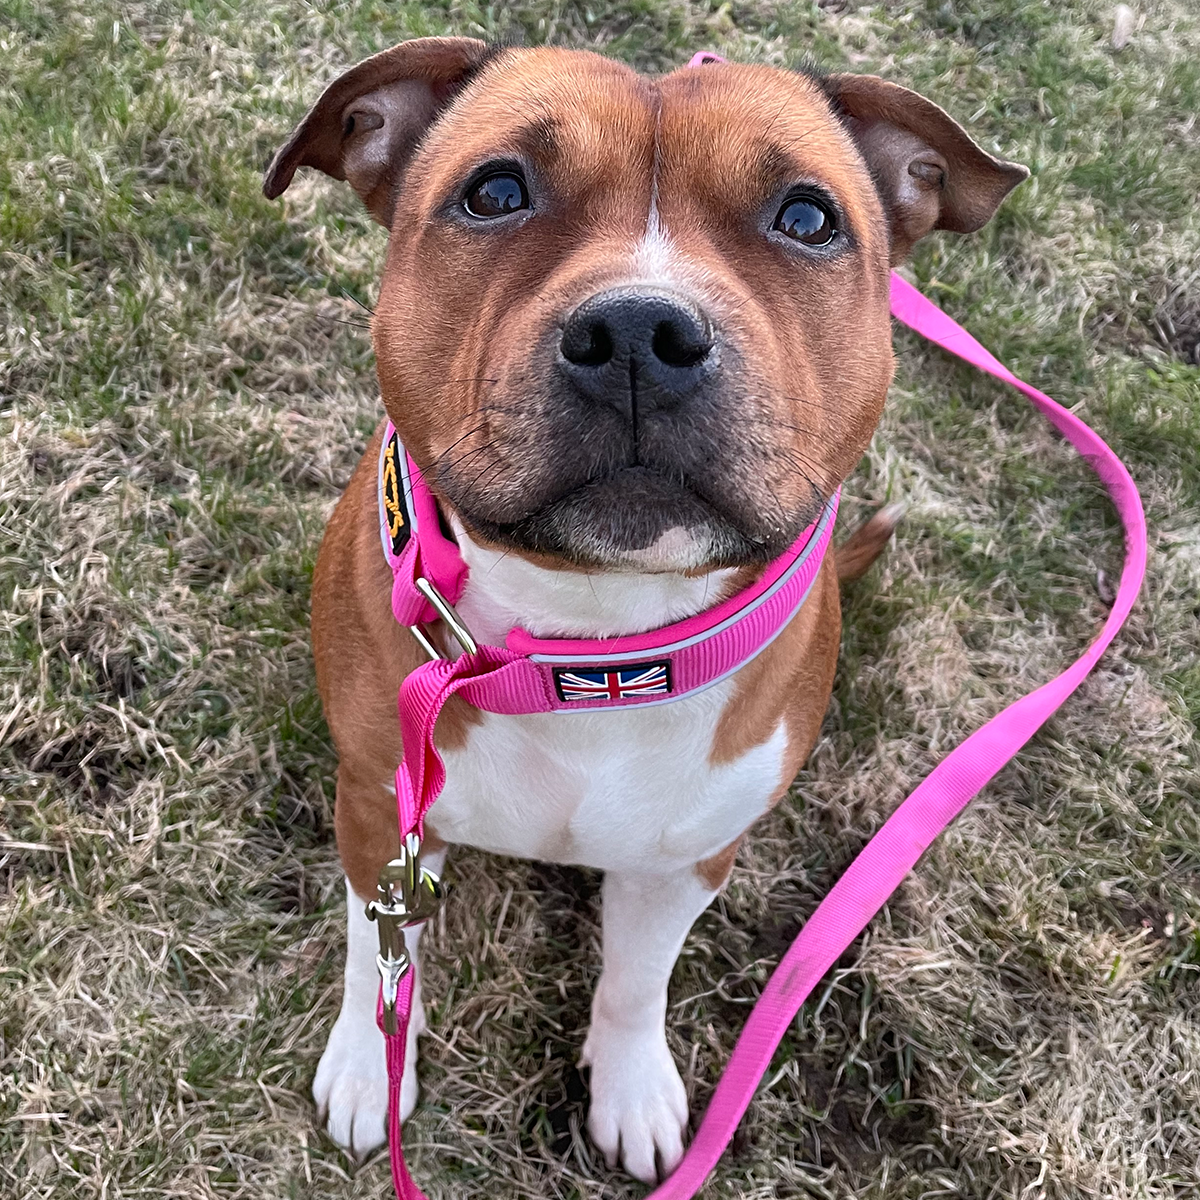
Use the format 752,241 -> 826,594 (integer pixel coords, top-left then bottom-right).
2,1 -> 1198,1197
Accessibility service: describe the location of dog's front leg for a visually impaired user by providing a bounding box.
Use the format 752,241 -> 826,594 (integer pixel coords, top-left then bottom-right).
581,862 -> 724,1183
313,850 -> 445,1157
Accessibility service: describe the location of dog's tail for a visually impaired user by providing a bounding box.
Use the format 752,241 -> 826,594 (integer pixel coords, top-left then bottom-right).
836,502 -> 906,582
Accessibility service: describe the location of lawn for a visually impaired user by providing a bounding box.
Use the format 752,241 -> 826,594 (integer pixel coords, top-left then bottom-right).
2,1 -> 1198,1197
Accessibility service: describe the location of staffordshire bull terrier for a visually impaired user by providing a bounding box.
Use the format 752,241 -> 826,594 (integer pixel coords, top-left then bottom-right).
264,37 -> 1025,1183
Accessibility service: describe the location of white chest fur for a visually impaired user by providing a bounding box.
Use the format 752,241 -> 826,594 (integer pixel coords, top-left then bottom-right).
425,522 -> 788,873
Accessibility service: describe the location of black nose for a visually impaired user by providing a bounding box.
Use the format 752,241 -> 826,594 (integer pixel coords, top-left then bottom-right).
558,286 -> 717,418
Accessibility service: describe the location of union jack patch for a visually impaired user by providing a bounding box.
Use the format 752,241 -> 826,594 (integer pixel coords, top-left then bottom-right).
553,661 -> 672,703
381,428 -> 410,557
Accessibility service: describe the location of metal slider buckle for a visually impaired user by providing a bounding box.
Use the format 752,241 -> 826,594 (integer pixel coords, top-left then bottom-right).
365,832 -> 448,1034
408,577 -> 478,661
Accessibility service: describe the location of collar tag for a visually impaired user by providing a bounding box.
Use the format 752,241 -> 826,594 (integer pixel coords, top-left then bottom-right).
381,426 -> 411,558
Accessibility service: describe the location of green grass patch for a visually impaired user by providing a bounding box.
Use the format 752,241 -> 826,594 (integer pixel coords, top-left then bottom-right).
2,1 -> 1198,1197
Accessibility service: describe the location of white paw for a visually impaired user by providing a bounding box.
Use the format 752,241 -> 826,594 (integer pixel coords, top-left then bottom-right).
313,1002 -> 424,1158
581,1025 -> 689,1184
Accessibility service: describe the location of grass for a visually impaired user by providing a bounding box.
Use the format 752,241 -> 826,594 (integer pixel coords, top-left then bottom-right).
2,0 -> 1198,1196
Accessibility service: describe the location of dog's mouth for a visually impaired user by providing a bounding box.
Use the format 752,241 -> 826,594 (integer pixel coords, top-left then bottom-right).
449,464 -> 789,572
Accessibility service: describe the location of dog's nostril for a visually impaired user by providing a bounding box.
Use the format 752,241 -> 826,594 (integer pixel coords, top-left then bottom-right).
651,318 -> 712,369
561,320 -> 614,367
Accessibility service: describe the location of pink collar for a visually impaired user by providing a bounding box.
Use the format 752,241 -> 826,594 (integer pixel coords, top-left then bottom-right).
377,424 -> 840,711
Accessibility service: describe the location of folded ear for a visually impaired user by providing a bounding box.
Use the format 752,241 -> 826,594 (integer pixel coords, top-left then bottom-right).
263,36 -> 492,226
824,73 -> 1029,264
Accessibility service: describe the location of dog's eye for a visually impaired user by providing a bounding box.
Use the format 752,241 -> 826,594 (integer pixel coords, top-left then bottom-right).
463,172 -> 529,219
774,197 -> 836,246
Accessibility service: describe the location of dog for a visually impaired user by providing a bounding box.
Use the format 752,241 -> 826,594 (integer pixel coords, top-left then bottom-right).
264,37 -> 1026,1183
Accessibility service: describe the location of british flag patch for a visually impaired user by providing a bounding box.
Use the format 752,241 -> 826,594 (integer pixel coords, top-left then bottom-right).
553,661 -> 672,703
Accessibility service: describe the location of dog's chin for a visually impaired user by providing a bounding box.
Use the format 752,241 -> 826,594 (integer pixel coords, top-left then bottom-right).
458,467 -> 769,573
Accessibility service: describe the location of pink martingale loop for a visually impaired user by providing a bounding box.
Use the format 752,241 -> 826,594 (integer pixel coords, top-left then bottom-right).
377,272 -> 1146,1198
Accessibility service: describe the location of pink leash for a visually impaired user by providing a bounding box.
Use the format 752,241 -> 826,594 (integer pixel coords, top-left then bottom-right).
376,276 -> 1147,1198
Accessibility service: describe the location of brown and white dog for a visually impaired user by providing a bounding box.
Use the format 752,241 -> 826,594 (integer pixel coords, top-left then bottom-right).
264,38 -> 1025,1183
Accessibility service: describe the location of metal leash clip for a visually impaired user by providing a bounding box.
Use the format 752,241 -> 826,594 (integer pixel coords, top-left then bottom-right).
408,576 -> 478,661
365,831 -> 448,1034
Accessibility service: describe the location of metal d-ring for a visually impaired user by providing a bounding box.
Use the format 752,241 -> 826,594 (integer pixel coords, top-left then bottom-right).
407,624 -> 442,662
407,577 -> 479,660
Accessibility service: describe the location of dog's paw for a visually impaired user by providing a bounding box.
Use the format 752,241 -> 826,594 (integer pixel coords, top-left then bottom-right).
313,1003 -> 423,1157
581,1025 -> 689,1184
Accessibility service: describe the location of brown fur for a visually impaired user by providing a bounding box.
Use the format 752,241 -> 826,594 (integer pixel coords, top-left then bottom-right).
835,503 -> 905,583
695,838 -> 743,890
371,54 -> 896,549
709,556 -> 841,772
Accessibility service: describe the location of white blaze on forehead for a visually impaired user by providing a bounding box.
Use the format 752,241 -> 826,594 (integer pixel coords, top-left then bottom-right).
632,197 -> 683,285
629,96 -> 697,291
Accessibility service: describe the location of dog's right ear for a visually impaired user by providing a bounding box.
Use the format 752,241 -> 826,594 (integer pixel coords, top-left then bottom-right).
263,36 -> 491,226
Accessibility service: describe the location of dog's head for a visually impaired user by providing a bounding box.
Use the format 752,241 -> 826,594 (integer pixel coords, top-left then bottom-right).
266,40 -> 1025,572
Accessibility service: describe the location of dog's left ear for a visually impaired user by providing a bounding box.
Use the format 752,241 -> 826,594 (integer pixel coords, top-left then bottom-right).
824,73 -> 1029,264
263,36 -> 491,226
